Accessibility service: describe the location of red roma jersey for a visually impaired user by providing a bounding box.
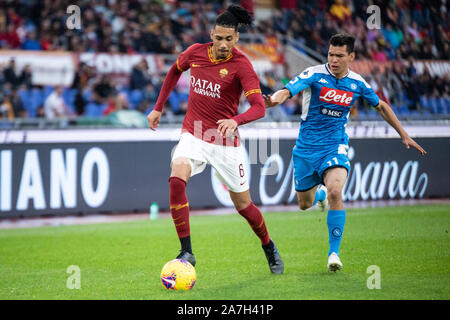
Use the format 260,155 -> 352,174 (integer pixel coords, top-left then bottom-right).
176,42 -> 262,146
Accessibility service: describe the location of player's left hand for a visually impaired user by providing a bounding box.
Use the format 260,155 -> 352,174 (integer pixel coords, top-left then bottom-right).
217,119 -> 238,138
402,136 -> 427,155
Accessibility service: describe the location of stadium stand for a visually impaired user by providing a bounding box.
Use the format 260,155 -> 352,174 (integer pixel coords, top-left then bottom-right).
0,0 -> 448,125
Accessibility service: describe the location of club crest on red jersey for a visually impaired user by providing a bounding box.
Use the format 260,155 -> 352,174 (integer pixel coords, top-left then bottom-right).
219,68 -> 228,78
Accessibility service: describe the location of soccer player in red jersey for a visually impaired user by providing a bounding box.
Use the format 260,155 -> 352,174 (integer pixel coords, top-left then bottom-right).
147,5 -> 283,274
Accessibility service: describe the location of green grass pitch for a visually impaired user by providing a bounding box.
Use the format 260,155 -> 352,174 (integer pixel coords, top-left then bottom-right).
0,204 -> 448,300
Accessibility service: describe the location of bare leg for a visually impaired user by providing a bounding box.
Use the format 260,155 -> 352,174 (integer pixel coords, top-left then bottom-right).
296,185 -> 319,211
322,167 -> 348,266
322,167 -> 347,210
170,157 -> 191,182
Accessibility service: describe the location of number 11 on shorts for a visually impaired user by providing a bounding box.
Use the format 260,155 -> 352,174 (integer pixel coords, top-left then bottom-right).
327,157 -> 338,167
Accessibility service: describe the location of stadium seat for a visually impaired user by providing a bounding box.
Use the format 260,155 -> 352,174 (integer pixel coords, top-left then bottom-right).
62,88 -> 77,113
366,111 -> 381,120
356,109 -> 368,120
83,89 -> 92,102
398,105 -> 410,116
390,104 -> 399,115
0,121 -> 13,129
437,98 -> 448,114
445,98 -> 450,114
409,110 -> 421,120
419,110 -> 433,120
428,98 -> 439,114
29,88 -> 44,118
18,89 -> 31,110
43,86 -> 54,99
85,102 -> 107,117
168,92 -> 181,114
420,96 -> 430,112
129,90 -> 143,109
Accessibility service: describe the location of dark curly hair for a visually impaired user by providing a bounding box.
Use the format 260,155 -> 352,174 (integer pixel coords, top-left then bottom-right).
214,5 -> 253,30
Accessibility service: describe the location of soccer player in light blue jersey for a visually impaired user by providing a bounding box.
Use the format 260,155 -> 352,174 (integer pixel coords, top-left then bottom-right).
264,34 -> 426,272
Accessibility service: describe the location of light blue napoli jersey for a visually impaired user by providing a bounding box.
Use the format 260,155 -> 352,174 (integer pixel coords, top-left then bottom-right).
285,63 -> 380,149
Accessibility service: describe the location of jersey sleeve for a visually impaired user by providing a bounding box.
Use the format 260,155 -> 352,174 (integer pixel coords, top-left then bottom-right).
238,59 -> 262,98
176,44 -> 199,72
284,66 -> 315,97
231,58 -> 265,125
359,79 -> 380,107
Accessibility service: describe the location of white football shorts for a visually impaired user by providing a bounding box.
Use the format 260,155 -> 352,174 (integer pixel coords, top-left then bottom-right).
171,132 -> 249,193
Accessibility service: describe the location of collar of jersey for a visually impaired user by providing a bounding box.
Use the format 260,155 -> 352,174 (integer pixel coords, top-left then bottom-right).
325,63 -> 349,79
208,44 -> 233,64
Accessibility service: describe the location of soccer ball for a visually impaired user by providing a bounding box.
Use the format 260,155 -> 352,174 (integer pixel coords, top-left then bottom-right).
160,259 -> 196,290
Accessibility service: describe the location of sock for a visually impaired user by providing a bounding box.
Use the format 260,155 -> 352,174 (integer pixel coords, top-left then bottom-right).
313,187 -> 326,206
327,210 -> 346,256
179,236 -> 192,254
238,202 -> 270,245
169,177 -> 191,252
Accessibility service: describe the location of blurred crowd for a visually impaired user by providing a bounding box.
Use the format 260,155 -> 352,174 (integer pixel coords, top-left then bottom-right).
267,0 -> 450,61
0,0 -> 449,121
1,0 -> 448,59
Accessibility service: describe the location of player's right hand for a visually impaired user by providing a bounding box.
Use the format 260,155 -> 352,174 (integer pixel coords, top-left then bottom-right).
147,110 -> 162,131
402,136 -> 427,155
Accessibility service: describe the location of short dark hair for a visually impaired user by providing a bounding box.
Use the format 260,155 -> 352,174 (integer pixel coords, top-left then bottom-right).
214,5 -> 253,31
329,34 -> 355,53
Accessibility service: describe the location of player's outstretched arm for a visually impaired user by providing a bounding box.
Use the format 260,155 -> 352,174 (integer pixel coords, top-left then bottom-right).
263,89 -> 291,108
375,100 -> 427,155
217,93 -> 266,138
147,63 -> 183,131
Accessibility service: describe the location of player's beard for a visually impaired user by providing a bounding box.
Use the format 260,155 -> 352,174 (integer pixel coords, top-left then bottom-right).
213,45 -> 231,59
217,49 -> 229,59
219,52 -> 228,59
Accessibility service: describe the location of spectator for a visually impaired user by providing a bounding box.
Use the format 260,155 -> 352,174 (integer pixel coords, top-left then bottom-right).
385,64 -> 405,105
74,89 -> 87,116
329,0 -> 352,23
19,64 -> 32,89
71,62 -> 96,90
168,88 -> 185,115
370,43 -> 388,62
0,24 -> 21,48
102,92 -> 129,116
0,93 -> 14,119
3,59 -> 20,87
36,105 -> 45,118
405,77 -> 422,111
382,24 -> 402,50
9,87 -> 27,118
129,59 -> 151,90
141,83 -> 159,106
44,85 -> 73,119
22,30 -> 41,50
92,75 -> 115,104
